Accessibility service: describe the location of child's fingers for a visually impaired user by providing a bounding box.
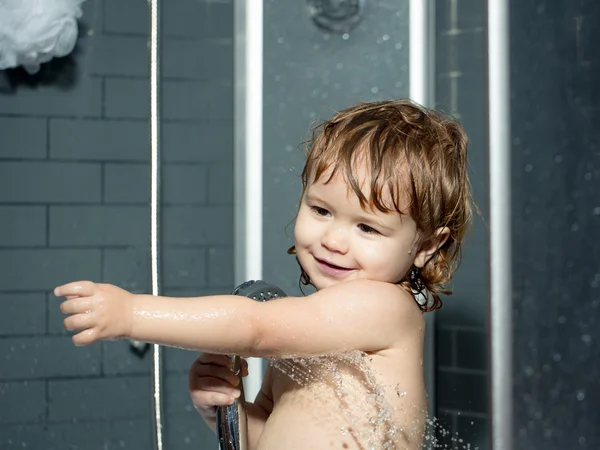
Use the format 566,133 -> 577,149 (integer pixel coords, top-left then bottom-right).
191,376 -> 242,398
71,328 -> 98,347
241,358 -> 249,377
195,353 -> 233,367
190,361 -> 240,387
63,313 -> 94,332
54,281 -> 95,298
191,390 -> 236,410
60,298 -> 94,315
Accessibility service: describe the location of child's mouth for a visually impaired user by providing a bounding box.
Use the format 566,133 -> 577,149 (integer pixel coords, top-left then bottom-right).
315,258 -> 352,277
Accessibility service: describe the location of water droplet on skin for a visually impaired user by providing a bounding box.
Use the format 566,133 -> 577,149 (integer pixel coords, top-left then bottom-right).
342,33 -> 350,40
577,390 -> 585,401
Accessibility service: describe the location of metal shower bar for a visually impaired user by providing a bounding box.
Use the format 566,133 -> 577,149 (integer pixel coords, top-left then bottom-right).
148,0 -> 165,449
488,0 -> 513,449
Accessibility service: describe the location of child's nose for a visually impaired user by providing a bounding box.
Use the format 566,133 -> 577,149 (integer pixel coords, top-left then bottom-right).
321,225 -> 349,254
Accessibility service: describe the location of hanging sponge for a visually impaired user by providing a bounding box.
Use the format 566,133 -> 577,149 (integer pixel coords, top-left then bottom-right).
0,0 -> 86,74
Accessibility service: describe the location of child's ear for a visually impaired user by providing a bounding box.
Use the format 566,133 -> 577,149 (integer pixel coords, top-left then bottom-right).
413,227 -> 451,268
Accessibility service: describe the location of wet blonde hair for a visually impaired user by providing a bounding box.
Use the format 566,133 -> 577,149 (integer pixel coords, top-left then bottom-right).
288,99 -> 474,312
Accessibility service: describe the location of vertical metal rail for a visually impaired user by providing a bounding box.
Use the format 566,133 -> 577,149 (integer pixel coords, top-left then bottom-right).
234,0 -> 264,402
148,0 -> 164,449
409,0 -> 436,419
488,1 -> 513,449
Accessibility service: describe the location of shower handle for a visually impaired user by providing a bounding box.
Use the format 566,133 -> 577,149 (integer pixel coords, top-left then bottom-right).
216,280 -> 287,450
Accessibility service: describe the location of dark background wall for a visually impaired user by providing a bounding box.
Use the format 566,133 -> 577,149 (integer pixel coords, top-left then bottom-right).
510,2 -> 600,449
0,0 -> 234,448
434,1 -> 489,448
434,1 -> 600,449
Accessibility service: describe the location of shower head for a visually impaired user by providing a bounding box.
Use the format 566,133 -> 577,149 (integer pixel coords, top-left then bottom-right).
307,0 -> 366,34
216,280 -> 287,450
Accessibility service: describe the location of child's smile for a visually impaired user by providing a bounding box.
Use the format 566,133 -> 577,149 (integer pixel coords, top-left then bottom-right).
293,166 -> 421,290
314,257 -> 354,278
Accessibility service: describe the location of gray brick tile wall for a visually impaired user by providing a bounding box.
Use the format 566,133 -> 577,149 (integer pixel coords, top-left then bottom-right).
48,376 -> 151,421
0,380 -> 46,424
163,206 -> 233,245
0,336 -> 101,380
1,249 -> 102,290
0,117 -> 47,158
207,246 -> 234,288
103,0 -> 148,36
103,163 -> 150,203
50,118 -> 149,161
0,293 -> 47,336
436,370 -> 488,413
0,1 -> 234,447
162,81 -> 213,121
49,206 -> 149,246
89,36 -> 148,77
162,1 -> 233,39
162,40 -> 234,80
0,425 -> 47,449
0,161 -> 102,203
166,411 -> 216,448
101,341 -> 153,376
164,372 -> 195,415
163,248 -> 207,288
0,78 -> 103,117
434,0 -> 490,446
102,248 -> 150,291
208,162 -> 234,204
104,78 -> 150,119
162,122 -> 234,163
162,164 -> 208,204
0,206 -> 46,246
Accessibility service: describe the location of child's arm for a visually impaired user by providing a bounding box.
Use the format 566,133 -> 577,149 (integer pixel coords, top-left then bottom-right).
55,279 -> 420,357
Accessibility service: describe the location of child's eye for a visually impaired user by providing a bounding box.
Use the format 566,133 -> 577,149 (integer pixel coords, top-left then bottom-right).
358,223 -> 379,234
312,206 -> 330,217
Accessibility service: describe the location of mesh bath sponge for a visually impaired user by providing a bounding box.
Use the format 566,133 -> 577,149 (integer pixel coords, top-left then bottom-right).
0,0 -> 86,74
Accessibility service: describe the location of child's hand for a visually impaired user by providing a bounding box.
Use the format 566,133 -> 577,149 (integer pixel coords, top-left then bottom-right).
54,281 -> 135,346
188,353 -> 248,423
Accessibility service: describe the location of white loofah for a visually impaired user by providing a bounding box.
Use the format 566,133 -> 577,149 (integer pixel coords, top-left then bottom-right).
0,0 -> 86,74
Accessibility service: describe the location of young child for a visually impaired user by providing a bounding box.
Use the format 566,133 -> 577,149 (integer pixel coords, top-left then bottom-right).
55,99 -> 473,449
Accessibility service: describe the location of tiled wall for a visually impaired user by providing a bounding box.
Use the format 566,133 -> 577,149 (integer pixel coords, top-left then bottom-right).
434,1 -> 489,448
0,1 -> 234,448
510,2 -> 600,449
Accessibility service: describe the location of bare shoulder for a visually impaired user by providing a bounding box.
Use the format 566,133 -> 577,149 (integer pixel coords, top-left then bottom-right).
322,279 -> 424,330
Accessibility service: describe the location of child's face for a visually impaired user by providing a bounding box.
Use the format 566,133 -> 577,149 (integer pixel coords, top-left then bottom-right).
294,165 -> 420,290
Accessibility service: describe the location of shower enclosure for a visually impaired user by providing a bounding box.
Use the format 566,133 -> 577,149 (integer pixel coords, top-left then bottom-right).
1,1 -> 598,449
